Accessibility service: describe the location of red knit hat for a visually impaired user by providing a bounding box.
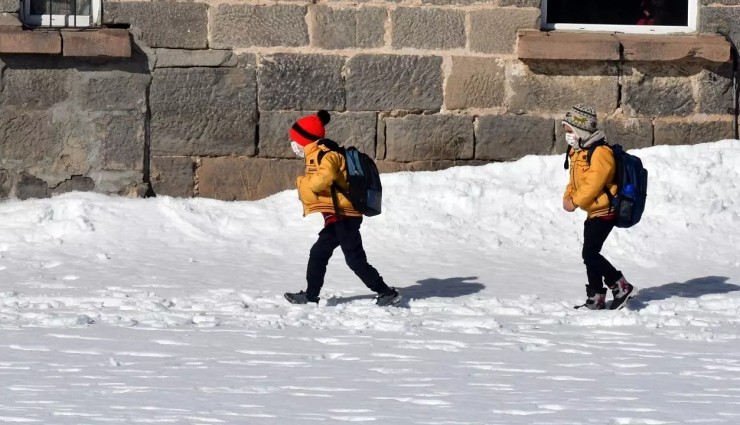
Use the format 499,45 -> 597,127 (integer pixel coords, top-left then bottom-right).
289,110 -> 331,147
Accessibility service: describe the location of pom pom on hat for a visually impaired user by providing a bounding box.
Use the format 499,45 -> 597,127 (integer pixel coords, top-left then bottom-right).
562,104 -> 598,141
290,110 -> 331,147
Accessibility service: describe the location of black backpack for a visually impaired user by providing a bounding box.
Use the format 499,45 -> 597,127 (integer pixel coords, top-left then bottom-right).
317,140 -> 382,217
565,141 -> 648,228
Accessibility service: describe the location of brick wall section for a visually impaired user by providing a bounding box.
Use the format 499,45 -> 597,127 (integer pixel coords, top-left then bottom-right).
1,1 -> 738,201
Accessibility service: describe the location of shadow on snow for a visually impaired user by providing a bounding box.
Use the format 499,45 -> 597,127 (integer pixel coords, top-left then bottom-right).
630,275 -> 740,310
326,276 -> 486,307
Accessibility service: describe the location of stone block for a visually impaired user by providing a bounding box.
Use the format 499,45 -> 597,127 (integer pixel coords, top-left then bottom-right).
310,6 -> 385,49
259,111 -> 377,159
98,113 -> 146,171
0,110 -> 58,163
1,67 -> 70,109
385,114 -> 474,161
0,12 -> 21,25
151,156 -> 195,198
104,1 -> 208,49
470,9 -> 540,54
210,4 -> 308,49
508,62 -> 619,114
150,67 -> 257,156
476,115 -> 553,161
500,0 -> 541,5
198,157 -> 305,201
517,30 -> 620,61
0,169 -> 10,198
391,7 -> 465,50
77,71 -> 149,112
445,56 -> 505,109
62,29 -> 131,58
700,7 -> 740,48
621,66 -> 696,117
0,27 -> 60,54
1,0 -> 18,12
654,119 -> 734,146
51,176 -> 95,195
258,54 -> 345,111
154,49 -> 237,68
603,117 -> 654,150
422,0 -> 495,4
697,66 -> 734,115
616,34 -> 731,63
346,54 -> 443,111
16,173 -> 48,200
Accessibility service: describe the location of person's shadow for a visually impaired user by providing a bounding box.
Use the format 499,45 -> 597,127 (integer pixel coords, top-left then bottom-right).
630,276 -> 740,310
326,276 -> 485,307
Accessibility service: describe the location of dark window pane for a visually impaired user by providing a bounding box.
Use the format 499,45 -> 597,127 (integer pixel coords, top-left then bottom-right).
30,0 -> 91,15
547,0 -> 689,26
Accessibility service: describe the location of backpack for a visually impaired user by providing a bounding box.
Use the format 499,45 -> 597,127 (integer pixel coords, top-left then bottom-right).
566,141 -> 648,228
317,140 -> 382,217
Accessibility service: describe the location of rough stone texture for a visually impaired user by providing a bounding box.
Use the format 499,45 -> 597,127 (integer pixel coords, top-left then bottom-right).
0,27 -> 60,54
104,1 -> 208,49
52,176 -> 96,194
210,4 -> 308,49
0,110 -> 58,163
508,62 -> 619,114
0,170 -> 11,198
258,54 -> 345,111
700,7 -> 740,47
155,49 -> 237,68
98,113 -> 146,171
62,29 -> 131,58
310,6 -> 385,50
422,0 -> 495,5
77,71 -> 149,112
654,119 -> 734,146
621,66 -> 696,117
1,0 -> 18,12
470,9 -> 541,54
446,56 -> 505,109
500,0 -> 541,5
391,7 -> 465,50
150,67 -> 257,156
476,115 -> 554,161
603,118 -> 654,151
346,55 -> 443,111
151,156 -> 195,197
701,0 -> 740,4
16,173 -> 49,200
697,66 -> 734,115
259,111 -> 376,159
517,30 -> 620,61
385,115 -> 474,162
1,67 -> 70,109
0,13 -> 21,26
376,160 -> 488,173
198,157 -> 304,201
616,34 -> 731,63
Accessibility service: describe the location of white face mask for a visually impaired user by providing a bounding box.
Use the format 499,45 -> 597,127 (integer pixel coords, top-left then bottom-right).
565,132 -> 579,148
291,141 -> 305,158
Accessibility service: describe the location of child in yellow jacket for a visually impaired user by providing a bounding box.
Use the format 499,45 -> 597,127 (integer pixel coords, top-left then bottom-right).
562,104 -> 637,310
284,110 -> 401,307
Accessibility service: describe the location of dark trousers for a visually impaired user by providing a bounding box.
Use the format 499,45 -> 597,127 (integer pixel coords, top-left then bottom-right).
583,217 -> 622,291
306,217 -> 390,298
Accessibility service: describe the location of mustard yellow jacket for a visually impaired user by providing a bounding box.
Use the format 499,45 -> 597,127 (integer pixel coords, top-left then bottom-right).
563,145 -> 618,219
297,141 -> 362,217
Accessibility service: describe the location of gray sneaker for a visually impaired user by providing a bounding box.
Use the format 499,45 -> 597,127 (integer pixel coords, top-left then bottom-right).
284,291 -> 320,305
376,288 -> 402,307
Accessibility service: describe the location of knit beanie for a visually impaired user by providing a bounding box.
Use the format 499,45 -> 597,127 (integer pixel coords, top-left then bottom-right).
289,110 -> 331,147
562,104 -> 598,141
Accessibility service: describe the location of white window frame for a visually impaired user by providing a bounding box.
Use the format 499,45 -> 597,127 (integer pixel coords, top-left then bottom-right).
541,0 -> 698,34
22,0 -> 101,28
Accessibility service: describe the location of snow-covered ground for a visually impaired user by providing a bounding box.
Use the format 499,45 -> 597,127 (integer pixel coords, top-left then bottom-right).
1,140 -> 739,424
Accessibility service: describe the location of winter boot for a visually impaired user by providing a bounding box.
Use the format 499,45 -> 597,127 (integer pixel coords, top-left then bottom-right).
575,286 -> 607,310
376,287 -> 402,307
608,276 -> 637,310
284,291 -> 320,305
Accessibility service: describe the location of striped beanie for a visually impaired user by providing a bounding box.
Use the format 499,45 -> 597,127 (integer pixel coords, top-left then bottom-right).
289,110 -> 331,147
562,104 -> 598,141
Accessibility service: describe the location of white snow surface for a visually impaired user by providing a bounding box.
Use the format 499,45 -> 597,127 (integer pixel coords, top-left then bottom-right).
1,140 -> 740,424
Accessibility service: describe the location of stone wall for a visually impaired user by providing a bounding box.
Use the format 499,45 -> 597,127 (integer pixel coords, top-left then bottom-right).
0,0 -> 739,200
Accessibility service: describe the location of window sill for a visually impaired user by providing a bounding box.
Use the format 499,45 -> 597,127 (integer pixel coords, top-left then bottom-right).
0,25 -> 130,58
517,30 -> 731,63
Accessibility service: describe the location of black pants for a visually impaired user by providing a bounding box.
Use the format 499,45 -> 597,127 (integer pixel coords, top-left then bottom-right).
583,217 -> 622,291
306,217 -> 390,298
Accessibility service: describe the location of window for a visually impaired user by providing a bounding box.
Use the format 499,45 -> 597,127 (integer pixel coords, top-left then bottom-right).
542,0 -> 697,34
23,0 -> 101,27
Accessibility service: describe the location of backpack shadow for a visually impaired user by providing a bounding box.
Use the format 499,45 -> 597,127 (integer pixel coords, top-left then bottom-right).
326,276 -> 485,307
629,275 -> 740,310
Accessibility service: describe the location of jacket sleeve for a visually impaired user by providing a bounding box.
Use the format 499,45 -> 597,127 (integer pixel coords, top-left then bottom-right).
301,151 -> 341,194
572,147 -> 614,207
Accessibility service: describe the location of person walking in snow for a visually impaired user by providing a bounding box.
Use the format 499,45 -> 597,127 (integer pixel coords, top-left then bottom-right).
283,110 -> 402,307
561,104 -> 637,310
